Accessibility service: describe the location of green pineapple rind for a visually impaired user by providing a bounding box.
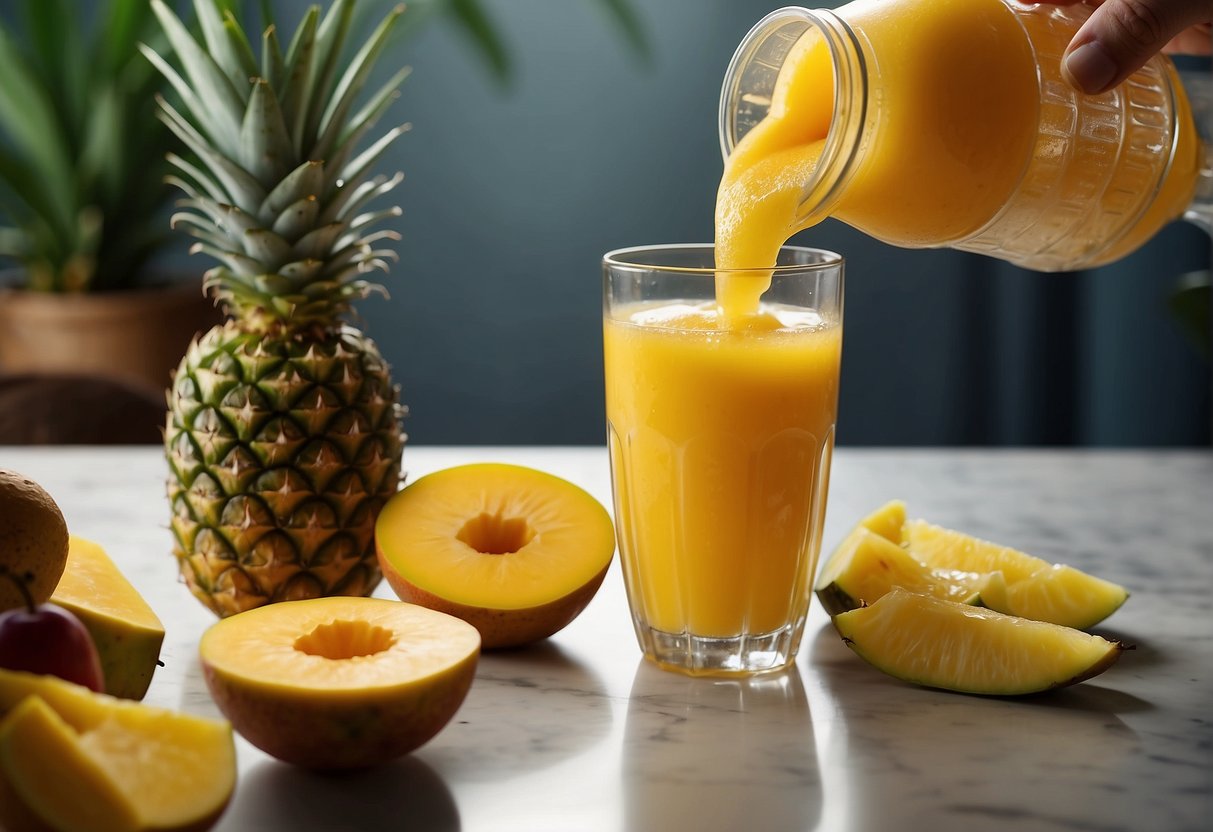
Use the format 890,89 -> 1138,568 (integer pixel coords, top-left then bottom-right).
165,323 -> 404,617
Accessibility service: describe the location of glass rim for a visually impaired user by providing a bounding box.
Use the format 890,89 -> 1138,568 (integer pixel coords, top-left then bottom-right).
602,243 -> 844,276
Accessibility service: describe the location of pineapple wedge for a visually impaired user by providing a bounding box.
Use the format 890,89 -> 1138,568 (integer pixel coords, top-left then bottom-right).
905,519 -> 1129,629
815,525 -> 999,616
833,587 -> 1125,695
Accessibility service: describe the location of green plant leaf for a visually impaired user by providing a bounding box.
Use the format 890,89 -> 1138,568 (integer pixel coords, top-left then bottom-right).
150,0 -> 246,156
261,18 -> 286,89
325,65 -> 410,181
77,83 -> 126,208
314,4 -> 407,161
1169,271 -> 1211,362
280,6 -> 321,157
193,0 -> 258,91
22,0 -> 88,142
447,0 -> 510,82
240,79 -> 294,186
0,146 -> 68,249
596,0 -> 650,61
98,0 -> 157,75
0,26 -> 76,241
156,96 -> 267,209
301,0 -> 357,154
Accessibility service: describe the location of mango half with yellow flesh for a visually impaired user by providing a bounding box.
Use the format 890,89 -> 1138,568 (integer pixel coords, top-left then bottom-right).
0,668 -> 235,832
833,587 -> 1125,695
817,500 -> 1128,629
376,463 -> 615,648
200,597 -> 480,769
50,537 -> 165,700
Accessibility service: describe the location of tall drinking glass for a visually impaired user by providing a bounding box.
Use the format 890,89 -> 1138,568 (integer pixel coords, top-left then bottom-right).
603,244 -> 844,676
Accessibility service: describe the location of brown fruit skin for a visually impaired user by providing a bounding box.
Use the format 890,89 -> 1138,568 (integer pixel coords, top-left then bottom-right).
0,471 -> 69,612
200,649 -> 479,770
378,552 -> 610,649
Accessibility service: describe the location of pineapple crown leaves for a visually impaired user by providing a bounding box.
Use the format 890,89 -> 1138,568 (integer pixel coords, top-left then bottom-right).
143,0 -> 409,330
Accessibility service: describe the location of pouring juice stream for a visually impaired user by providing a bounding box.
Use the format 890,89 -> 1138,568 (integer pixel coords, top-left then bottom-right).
715,0 -> 1205,312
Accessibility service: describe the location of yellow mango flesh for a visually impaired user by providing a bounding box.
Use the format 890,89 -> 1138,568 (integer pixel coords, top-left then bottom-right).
51,537 -> 165,700
0,669 -> 235,832
377,464 -> 615,609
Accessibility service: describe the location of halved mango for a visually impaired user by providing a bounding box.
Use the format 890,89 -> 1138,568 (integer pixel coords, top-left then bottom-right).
815,526 -> 994,616
905,520 -> 1128,628
200,597 -> 480,769
833,587 -> 1125,695
0,669 -> 235,832
376,464 -> 615,648
51,537 -> 165,700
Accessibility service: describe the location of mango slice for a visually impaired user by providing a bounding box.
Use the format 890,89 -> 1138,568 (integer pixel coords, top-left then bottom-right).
0,668 -> 235,832
51,537 -> 165,700
815,526 -> 996,616
905,520 -> 1129,629
833,587 -> 1125,695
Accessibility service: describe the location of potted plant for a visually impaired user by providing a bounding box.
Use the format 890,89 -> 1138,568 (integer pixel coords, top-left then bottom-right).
0,0 -> 224,405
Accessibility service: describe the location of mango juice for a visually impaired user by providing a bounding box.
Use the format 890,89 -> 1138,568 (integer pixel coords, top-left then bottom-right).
604,302 -> 842,641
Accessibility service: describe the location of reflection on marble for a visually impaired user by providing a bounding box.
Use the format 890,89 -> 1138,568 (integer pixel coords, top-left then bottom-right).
623,662 -> 820,832
2,447 -> 1210,832
422,641 -> 615,782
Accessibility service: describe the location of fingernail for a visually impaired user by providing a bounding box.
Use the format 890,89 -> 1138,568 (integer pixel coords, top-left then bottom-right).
1063,41 -> 1118,94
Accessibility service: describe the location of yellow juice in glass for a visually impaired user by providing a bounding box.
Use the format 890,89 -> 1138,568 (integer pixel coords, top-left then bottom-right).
603,248 -> 842,675
605,303 -> 841,643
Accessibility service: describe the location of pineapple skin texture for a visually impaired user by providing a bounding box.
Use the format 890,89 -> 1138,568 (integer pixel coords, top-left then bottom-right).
166,321 -> 405,618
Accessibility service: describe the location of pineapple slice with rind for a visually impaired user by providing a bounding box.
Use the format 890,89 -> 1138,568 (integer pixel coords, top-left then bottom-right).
905,520 -> 1128,629
815,525 -> 996,616
1001,564 -> 1129,631
833,587 -> 1125,695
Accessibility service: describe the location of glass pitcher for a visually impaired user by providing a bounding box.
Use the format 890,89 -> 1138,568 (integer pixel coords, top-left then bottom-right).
719,0 -> 1212,272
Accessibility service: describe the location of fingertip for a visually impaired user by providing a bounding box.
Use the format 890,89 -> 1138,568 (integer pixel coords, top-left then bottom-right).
1062,40 -> 1121,94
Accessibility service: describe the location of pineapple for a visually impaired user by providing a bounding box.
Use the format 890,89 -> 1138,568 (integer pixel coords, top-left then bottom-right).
145,0 -> 409,616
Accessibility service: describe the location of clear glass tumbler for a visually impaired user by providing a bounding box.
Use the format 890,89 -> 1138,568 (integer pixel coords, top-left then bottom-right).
603,245 -> 844,676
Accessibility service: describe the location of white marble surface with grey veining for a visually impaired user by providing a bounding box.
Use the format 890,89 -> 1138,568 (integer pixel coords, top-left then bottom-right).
2,446 -> 1210,832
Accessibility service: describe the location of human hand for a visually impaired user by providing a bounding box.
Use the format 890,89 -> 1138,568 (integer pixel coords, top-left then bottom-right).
1045,0 -> 1211,94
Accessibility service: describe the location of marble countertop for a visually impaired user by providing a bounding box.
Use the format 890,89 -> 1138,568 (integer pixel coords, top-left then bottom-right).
3,446 -> 1210,832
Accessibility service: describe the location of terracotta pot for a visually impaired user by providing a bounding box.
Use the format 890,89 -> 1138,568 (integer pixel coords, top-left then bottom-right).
0,280 -> 224,399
